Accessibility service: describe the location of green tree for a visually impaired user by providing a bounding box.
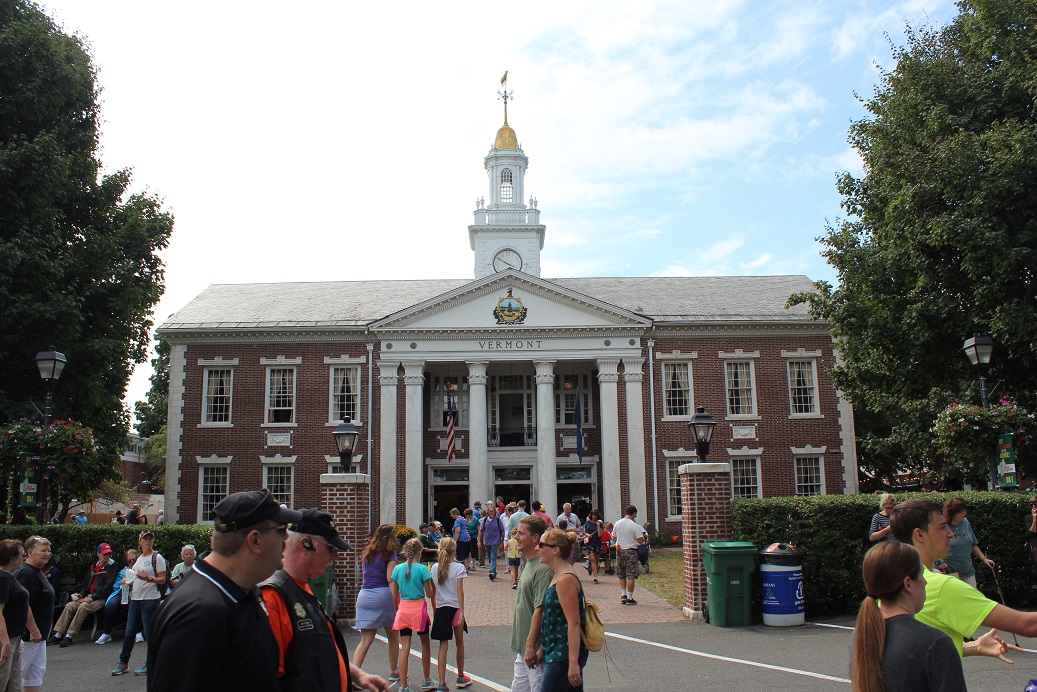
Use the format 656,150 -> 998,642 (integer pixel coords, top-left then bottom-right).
0,0 -> 174,462
792,0 -> 1037,486
134,340 -> 169,439
141,424 -> 166,494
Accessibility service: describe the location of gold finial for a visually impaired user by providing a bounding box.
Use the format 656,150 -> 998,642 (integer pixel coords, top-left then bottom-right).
494,72 -> 518,149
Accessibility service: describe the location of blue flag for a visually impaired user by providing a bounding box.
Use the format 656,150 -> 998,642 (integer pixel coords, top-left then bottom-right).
575,388 -> 584,462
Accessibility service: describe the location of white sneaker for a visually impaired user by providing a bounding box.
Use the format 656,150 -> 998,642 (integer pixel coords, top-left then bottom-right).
134,633 -> 144,643
95,634 -> 112,644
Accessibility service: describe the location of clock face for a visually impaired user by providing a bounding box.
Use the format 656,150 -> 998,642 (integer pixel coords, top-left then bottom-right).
492,249 -> 523,272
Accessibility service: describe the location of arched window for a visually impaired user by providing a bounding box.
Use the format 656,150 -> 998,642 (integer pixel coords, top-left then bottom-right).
500,169 -> 513,203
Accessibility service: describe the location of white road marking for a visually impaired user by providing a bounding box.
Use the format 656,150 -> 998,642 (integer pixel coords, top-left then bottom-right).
809,621 -> 1037,654
374,633 -> 510,691
605,631 -> 852,684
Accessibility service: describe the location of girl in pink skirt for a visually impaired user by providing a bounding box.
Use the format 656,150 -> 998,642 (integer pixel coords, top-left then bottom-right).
391,538 -> 436,692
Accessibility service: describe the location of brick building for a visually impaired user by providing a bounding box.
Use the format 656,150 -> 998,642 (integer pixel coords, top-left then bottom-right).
158,105 -> 857,537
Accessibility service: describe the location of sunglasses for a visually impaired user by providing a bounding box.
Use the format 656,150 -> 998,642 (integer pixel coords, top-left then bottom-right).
310,536 -> 338,552
537,541 -> 559,549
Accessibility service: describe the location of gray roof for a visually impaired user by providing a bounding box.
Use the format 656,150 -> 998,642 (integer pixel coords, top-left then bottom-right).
158,275 -> 817,332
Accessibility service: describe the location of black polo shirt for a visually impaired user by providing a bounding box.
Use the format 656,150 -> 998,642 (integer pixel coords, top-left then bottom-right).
14,563 -> 53,640
146,558 -> 279,692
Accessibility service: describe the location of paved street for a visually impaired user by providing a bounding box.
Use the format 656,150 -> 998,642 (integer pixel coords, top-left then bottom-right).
38,564 -> 1037,691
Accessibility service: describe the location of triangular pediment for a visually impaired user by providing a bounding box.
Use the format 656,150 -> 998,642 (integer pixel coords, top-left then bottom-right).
370,271 -> 651,332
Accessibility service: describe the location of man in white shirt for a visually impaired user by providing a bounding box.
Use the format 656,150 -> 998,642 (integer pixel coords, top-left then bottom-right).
611,505 -> 646,605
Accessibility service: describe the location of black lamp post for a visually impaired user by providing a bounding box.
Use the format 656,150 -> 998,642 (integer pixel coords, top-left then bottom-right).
962,334 -> 997,490
34,348 -> 67,522
688,406 -> 717,462
332,416 -> 361,472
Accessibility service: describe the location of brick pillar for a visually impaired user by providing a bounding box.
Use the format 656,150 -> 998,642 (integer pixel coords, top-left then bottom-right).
679,461 -> 733,619
321,472 -> 372,622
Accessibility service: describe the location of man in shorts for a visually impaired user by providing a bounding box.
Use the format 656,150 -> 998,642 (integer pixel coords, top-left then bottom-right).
612,505 -> 645,605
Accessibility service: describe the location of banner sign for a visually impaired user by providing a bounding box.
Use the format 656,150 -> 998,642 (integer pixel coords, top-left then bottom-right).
19,452 -> 38,508
998,433 -> 1017,488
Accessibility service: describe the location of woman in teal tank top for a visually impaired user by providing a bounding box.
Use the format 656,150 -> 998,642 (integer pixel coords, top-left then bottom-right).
528,528 -> 588,691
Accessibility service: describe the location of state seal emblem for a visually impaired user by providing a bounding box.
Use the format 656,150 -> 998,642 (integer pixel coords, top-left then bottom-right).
493,288 -> 527,325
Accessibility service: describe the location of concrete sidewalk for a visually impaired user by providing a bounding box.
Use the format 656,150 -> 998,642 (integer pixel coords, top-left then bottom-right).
461,561 -> 685,627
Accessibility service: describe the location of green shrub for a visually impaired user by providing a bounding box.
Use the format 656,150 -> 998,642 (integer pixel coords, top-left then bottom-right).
0,524 -> 213,583
731,491 -> 1037,615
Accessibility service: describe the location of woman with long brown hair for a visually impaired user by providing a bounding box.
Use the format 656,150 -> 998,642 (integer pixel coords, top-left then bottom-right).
525,529 -> 587,692
353,524 -> 401,681
0,540 -> 29,691
851,541 -> 965,692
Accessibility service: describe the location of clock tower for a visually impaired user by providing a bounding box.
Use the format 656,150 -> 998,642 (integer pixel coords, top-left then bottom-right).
470,77 -> 545,279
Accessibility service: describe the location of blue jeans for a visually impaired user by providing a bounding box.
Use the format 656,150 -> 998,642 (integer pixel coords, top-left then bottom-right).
486,543 -> 499,574
119,598 -> 158,664
540,650 -> 588,692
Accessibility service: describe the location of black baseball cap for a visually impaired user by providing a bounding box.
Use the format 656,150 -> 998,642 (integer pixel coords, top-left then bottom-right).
290,508 -> 351,550
213,489 -> 302,532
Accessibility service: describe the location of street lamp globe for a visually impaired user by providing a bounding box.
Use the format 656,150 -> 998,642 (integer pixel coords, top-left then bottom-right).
688,406 -> 717,462
332,416 -> 360,469
35,349 -> 67,382
962,334 -> 994,369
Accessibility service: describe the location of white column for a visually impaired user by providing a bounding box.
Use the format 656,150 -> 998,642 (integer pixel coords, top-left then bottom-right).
378,361 -> 400,525
164,343 -> 187,524
466,361 -> 489,507
402,362 -> 426,531
624,358 -> 648,518
597,358 -> 622,522
534,360 -> 558,516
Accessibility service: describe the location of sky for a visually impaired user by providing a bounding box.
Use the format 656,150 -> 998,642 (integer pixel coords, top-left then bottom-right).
37,0 -> 959,428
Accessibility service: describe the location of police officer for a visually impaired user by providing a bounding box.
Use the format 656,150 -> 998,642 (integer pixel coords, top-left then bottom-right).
260,509 -> 390,692
146,490 -> 302,692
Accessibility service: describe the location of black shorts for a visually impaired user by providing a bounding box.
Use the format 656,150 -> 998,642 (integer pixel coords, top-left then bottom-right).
456,540 -> 470,562
430,606 -> 461,641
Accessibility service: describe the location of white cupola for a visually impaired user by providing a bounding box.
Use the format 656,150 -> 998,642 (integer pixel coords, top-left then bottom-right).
469,79 -> 545,279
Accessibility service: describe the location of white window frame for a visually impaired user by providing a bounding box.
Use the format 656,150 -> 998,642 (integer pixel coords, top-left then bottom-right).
196,455 -> 231,524
261,454 -> 296,507
264,365 -> 298,426
729,455 -> 762,499
659,354 -> 696,420
201,367 -> 234,426
554,373 -> 594,427
661,449 -> 697,518
721,355 -> 758,419
432,375 -> 469,429
782,349 -> 822,418
328,365 -> 361,424
792,446 -> 826,496
325,453 -> 364,475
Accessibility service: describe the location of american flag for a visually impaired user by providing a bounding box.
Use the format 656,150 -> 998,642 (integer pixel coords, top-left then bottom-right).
446,393 -> 456,463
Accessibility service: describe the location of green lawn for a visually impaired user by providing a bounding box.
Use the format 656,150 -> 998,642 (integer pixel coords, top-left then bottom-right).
637,548 -> 686,608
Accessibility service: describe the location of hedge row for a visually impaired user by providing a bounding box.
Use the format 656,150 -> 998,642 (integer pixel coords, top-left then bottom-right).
730,491 -> 1037,614
0,525 -> 213,583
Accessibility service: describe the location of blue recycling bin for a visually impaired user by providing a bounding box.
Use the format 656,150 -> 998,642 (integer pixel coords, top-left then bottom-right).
759,542 -> 804,626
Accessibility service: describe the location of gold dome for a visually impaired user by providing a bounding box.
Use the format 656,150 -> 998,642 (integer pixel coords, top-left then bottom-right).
494,123 -> 518,149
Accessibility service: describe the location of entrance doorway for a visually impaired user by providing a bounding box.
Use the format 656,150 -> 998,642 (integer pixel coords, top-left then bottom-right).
494,483 -> 529,510
558,483 -> 593,522
432,486 -> 468,528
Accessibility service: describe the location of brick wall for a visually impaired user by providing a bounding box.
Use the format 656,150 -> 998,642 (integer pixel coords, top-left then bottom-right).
320,473 -> 371,621
679,462 -> 734,617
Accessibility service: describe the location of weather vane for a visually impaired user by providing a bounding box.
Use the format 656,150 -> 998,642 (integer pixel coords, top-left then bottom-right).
497,70 -> 513,124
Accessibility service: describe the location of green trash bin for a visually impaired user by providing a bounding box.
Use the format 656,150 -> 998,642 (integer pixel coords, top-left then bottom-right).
308,564 -> 338,618
701,541 -> 757,627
